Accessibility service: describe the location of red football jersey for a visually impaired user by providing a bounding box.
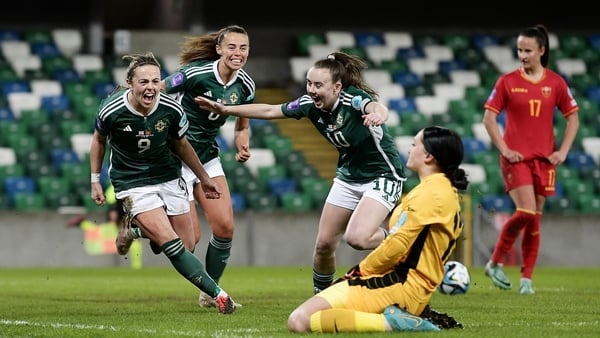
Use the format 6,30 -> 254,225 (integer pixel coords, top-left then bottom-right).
484,68 -> 578,160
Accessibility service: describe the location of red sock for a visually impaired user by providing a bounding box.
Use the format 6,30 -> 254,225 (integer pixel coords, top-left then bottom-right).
491,210 -> 535,264
521,213 -> 541,279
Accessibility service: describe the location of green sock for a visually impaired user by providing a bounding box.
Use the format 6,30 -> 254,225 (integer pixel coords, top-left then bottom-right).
130,226 -> 145,238
205,235 -> 232,283
162,238 -> 221,297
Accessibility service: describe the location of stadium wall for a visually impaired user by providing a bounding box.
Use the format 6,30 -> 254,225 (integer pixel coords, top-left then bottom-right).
0,211 -> 598,268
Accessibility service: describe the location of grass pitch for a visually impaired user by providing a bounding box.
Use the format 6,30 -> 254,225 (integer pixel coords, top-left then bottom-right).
0,266 -> 599,337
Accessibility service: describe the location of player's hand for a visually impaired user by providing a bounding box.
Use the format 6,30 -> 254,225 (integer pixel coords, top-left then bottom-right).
236,145 -> 251,163
91,183 -> 106,205
200,178 -> 222,199
195,96 -> 225,113
332,265 -> 361,285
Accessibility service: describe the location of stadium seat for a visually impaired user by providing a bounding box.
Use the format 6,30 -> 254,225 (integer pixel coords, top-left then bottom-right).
30,79 -> 62,97
407,58 -> 439,77
414,96 -> 448,117
51,29 -> 83,57
365,45 -> 398,65
4,176 -> 36,207
53,68 -> 81,84
449,70 -> 481,88
7,92 -> 41,119
72,54 -> 104,78
230,192 -> 246,213
362,69 -> 393,88
0,147 -> 16,166
377,84 -> 405,106
1,40 -> 30,62
471,33 -> 500,51
0,29 -> 21,41
50,148 -> 80,175
545,195 -> 577,214
0,107 -> 15,122
262,134 -> 293,158
423,45 -> 454,62
324,31 -> 355,49
354,32 -> 384,49
582,137 -> 600,165
244,191 -> 279,211
267,177 -> 298,197
576,193 -> 600,214
41,94 -> 70,113
289,56 -> 313,83
394,135 -> 413,159
257,164 -> 287,187
244,148 -> 275,177
460,163 -> 487,184
286,161 -> 321,181
13,192 -> 46,211
30,41 -> 60,58
478,194 -> 514,213
280,192 -> 313,212
295,32 -> 326,56
9,54 -> 42,77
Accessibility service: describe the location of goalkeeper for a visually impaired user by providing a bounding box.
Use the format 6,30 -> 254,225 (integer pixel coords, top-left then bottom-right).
287,126 -> 469,333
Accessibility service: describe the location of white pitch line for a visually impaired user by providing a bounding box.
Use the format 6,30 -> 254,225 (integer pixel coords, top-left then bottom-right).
0,319 -> 262,337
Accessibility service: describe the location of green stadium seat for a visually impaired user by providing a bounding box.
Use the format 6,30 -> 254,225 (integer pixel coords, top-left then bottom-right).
296,32 -> 326,56
442,33 -> 471,51
262,134 -> 294,158
280,192 -> 313,212
37,176 -> 72,195
244,191 -> 279,211
558,34 -> 588,57
0,121 -> 27,145
257,164 -> 287,187
19,108 -> 49,129
44,190 -> 81,209
13,192 -> 46,211
299,177 -> 331,207
24,30 -> 52,44
545,196 -> 578,214
286,161 -> 321,181
576,193 -> 600,214
26,162 -> 56,178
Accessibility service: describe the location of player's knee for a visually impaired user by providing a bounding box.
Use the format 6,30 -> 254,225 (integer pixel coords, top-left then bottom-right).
288,309 -> 310,333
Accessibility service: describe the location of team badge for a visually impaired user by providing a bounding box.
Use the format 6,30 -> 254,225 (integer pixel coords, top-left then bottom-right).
541,86 -> 551,98
229,92 -> 239,104
155,120 -> 167,132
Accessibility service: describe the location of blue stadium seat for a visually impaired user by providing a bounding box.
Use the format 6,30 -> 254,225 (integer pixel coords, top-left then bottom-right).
267,178 -> 298,197
53,68 -> 80,84
388,97 -> 417,114
396,46 -> 425,60
438,60 -> 466,76
41,95 -> 70,113
1,81 -> 29,97
0,107 -> 15,122
462,137 -> 488,162
31,42 -> 60,58
230,192 -> 246,213
471,33 -> 500,50
478,194 -> 514,213
0,29 -> 21,41
354,32 -> 384,49
51,148 -> 80,174
392,71 -> 422,88
565,151 -> 596,174
4,176 -> 36,207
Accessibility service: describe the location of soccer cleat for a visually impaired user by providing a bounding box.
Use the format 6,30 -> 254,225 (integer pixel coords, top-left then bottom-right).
383,305 -> 440,332
214,291 -> 236,314
485,261 -> 512,290
200,291 -> 243,308
199,291 -> 217,308
115,226 -> 135,255
519,279 -> 535,295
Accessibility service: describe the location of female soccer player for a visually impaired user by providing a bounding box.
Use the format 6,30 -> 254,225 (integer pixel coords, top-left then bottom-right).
286,126 -> 469,333
195,51 -> 407,295
161,24 -> 253,308
89,52 -> 236,314
482,24 -> 579,295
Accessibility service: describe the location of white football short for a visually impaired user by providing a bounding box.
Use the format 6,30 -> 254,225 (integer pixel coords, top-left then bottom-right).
181,157 -> 225,201
115,177 -> 190,217
326,177 -> 403,212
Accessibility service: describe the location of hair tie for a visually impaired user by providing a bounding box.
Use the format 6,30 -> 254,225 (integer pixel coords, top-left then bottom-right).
327,54 -> 335,60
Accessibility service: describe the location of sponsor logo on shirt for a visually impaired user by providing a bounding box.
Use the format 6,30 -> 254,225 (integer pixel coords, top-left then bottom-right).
286,98 -> 301,111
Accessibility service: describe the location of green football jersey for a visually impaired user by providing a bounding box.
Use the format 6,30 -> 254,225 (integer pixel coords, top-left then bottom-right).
95,88 -> 189,192
163,60 -> 255,163
281,85 -> 406,183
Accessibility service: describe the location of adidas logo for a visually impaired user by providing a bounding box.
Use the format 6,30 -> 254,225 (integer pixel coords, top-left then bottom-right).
123,125 -> 132,132
203,90 -> 212,98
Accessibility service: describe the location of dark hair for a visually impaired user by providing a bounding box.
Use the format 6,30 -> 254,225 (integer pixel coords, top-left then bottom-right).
123,52 -> 161,82
422,126 -> 469,190
108,52 -> 161,95
519,24 -> 550,67
313,51 -> 378,100
179,24 -> 248,64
